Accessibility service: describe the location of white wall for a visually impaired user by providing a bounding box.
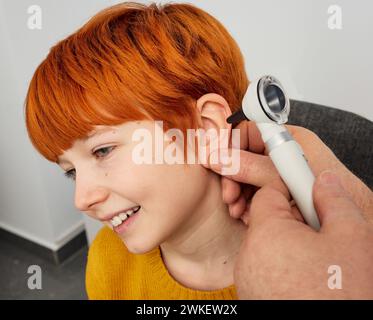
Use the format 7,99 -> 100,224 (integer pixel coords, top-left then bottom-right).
187,0 -> 373,121
0,0 -> 371,247
0,0 -> 116,249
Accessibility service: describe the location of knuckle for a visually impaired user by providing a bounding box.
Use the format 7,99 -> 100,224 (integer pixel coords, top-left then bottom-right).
251,187 -> 268,204
302,127 -> 320,141
255,184 -> 277,200
288,125 -> 320,141
239,157 -> 253,179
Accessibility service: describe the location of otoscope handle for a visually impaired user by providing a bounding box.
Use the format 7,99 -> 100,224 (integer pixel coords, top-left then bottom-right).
257,123 -> 321,231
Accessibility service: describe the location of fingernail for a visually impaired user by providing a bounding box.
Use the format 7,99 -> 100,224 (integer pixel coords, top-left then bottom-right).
219,149 -> 231,166
319,170 -> 341,186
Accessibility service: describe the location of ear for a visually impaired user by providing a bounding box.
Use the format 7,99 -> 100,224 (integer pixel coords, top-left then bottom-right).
195,93 -> 232,165
196,93 -> 232,133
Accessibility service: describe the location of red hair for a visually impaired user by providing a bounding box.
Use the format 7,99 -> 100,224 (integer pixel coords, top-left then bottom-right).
25,2 -> 249,163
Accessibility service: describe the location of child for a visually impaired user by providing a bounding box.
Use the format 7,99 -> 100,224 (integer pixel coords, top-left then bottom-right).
25,2 -> 249,299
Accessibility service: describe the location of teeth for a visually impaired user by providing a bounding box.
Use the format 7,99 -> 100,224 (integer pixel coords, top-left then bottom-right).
110,206 -> 140,227
112,216 -> 122,227
119,212 -> 127,220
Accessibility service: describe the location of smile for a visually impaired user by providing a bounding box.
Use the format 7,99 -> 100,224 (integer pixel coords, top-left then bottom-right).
110,206 -> 141,227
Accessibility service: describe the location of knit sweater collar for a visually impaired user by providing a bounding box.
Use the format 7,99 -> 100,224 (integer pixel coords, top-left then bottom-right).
142,245 -> 237,299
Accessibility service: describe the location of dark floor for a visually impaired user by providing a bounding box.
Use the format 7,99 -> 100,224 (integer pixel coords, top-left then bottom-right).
0,237 -> 88,300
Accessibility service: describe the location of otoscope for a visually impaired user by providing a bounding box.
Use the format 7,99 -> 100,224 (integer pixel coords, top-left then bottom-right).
227,75 -> 321,231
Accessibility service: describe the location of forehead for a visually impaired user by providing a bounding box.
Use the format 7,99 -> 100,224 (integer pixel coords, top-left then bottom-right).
84,125 -> 118,140
56,121 -> 152,165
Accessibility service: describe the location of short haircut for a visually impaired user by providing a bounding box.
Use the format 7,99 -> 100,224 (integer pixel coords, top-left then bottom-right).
25,2 -> 249,162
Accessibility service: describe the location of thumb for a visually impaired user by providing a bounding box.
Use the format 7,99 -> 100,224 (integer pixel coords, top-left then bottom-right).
207,148 -> 278,187
313,170 -> 365,231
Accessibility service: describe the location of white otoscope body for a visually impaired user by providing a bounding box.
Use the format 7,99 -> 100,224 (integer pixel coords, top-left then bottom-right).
227,75 -> 321,231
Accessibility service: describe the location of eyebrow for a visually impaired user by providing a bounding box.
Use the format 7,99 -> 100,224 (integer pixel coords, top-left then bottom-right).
57,127 -> 116,165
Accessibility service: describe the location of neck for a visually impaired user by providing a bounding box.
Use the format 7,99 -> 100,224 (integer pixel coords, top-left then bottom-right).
159,173 -> 247,286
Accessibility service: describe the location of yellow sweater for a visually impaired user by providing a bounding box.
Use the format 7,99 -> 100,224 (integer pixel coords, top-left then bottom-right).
86,227 -> 237,299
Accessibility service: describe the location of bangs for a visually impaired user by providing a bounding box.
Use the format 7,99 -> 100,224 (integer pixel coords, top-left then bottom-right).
25,35 -> 153,163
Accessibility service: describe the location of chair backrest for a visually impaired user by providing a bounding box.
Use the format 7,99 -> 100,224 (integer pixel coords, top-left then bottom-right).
288,99 -> 373,189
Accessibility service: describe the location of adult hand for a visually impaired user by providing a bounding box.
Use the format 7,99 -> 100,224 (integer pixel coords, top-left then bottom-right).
234,171 -> 373,299
206,121 -> 373,224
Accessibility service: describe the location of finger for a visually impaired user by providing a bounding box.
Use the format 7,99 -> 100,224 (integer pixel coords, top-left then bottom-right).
232,121 -> 265,154
228,194 -> 247,219
228,185 -> 256,219
266,181 -> 305,222
243,188 -> 305,224
242,196 -> 304,226
313,171 -> 366,232
227,185 -> 256,220
249,178 -> 295,227
209,149 -> 279,186
221,177 -> 241,204
284,124 -> 302,137
240,201 -> 252,226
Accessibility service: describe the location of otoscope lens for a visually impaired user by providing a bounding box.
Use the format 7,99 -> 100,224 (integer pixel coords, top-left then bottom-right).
264,84 -> 286,114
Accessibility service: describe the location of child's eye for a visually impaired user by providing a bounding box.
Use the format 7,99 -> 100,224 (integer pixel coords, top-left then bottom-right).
63,146 -> 115,181
64,169 -> 76,181
92,146 -> 116,159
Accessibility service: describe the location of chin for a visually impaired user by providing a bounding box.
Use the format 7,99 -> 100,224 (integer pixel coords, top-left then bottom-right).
121,237 -> 158,255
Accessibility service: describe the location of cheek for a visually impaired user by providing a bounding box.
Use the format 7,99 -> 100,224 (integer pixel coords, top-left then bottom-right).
144,164 -> 210,217
114,164 -> 210,253
107,144 -> 210,213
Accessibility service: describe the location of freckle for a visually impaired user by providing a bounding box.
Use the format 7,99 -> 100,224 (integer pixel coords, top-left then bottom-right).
223,261 -> 227,264
105,172 -> 108,177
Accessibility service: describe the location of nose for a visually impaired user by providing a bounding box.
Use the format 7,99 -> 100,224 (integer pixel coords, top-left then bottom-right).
74,172 -> 109,214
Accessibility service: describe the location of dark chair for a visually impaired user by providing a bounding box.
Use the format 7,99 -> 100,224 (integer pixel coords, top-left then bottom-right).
288,99 -> 373,189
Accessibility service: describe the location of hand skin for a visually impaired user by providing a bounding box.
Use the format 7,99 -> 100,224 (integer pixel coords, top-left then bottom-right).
206,121 -> 373,225
233,171 -> 373,299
